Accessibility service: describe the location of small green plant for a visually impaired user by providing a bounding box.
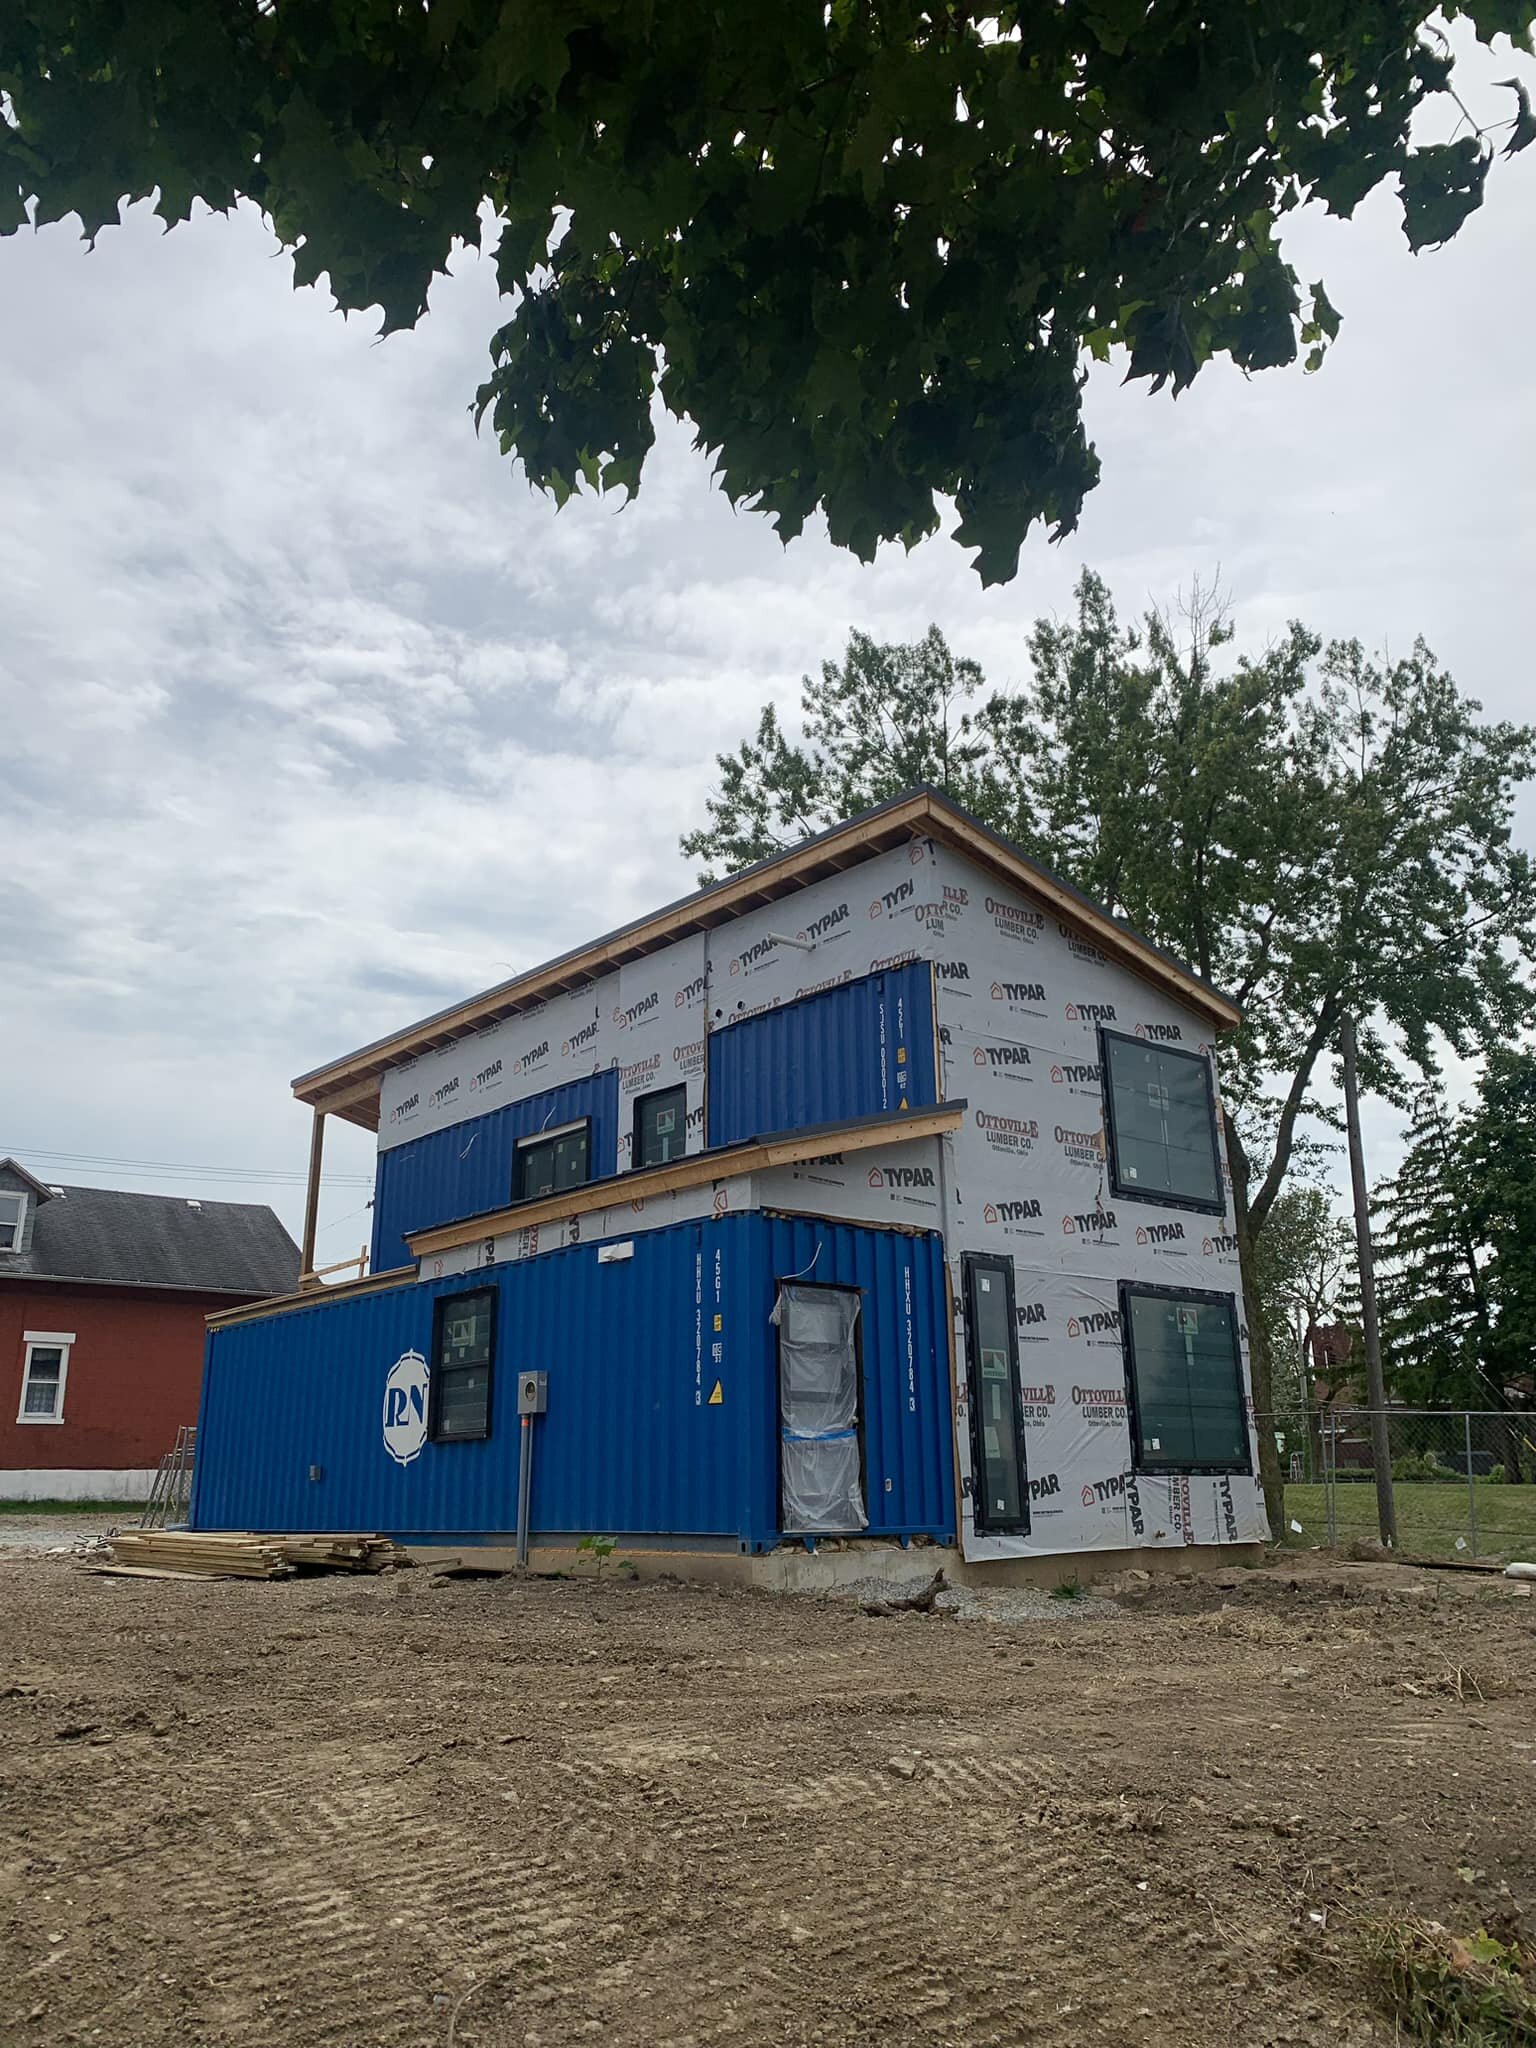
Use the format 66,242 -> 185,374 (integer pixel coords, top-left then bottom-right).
1483,1465 -> 1508,1485
1050,1575 -> 1083,1601
576,1534 -> 618,1579
1367,1914 -> 1536,2044
1393,1449 -> 1452,1484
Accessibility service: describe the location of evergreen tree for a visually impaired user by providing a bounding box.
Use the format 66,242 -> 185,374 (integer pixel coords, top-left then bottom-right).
1461,1050 -> 1536,1403
1374,1085 -> 1492,1407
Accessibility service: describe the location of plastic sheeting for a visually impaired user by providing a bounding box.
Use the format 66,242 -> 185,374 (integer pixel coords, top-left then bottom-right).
773,1283 -> 867,1535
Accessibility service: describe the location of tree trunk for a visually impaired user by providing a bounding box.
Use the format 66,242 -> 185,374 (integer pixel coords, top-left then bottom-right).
1235,1202 -> 1286,1537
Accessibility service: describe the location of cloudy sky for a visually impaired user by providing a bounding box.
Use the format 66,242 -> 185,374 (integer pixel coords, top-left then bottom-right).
3,35 -> 1532,1263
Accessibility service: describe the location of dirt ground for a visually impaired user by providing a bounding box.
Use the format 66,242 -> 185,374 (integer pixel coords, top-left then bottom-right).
1,1546 -> 1533,2048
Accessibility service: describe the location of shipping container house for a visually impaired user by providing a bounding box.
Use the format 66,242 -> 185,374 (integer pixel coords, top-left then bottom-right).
195,788 -> 1270,1566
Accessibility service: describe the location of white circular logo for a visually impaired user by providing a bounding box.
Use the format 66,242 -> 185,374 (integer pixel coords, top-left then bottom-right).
382,1350 -> 430,1467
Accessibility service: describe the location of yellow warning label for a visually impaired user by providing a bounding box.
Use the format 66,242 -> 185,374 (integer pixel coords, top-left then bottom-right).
897,1047 -> 907,1063
708,1380 -> 724,1406
899,1095 -> 909,1110
712,1313 -> 722,1332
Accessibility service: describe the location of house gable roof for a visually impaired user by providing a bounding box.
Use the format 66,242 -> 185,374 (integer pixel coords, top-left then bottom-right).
0,1178 -> 302,1297
293,785 -> 1242,1132
0,1158 -> 55,1203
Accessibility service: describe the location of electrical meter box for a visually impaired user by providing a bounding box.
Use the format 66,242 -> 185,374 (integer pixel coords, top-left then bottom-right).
517,1370 -> 548,1416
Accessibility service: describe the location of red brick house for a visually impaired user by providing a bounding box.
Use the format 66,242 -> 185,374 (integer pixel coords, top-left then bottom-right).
0,1159 -> 299,1501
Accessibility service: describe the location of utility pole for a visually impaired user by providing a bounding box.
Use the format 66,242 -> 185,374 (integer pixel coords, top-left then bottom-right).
1340,1011 -> 1398,1548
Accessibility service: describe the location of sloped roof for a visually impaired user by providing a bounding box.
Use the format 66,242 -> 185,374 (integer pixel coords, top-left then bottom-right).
0,1173 -> 301,1297
293,784 -> 1242,1132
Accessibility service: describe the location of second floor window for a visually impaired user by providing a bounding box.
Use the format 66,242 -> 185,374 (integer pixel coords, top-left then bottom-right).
1102,1030 -> 1223,1212
514,1120 -> 591,1202
0,1191 -> 27,1251
634,1085 -> 687,1169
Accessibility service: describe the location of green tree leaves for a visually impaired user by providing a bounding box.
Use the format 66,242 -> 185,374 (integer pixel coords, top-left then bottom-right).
4,3 -> 1531,579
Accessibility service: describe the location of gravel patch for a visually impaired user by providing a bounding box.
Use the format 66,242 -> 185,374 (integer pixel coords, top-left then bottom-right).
0,1513 -> 127,1552
819,1573 -> 1122,1624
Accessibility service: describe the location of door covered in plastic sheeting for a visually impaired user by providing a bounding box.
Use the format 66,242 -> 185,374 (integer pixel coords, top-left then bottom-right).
774,1282 -> 868,1535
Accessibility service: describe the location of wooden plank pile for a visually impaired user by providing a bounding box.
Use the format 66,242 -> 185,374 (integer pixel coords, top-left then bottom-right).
101,1531 -> 407,1580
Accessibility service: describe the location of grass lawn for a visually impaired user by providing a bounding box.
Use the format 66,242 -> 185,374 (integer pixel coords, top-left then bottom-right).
1284,1480 -> 1536,1563
0,1498 -> 145,1517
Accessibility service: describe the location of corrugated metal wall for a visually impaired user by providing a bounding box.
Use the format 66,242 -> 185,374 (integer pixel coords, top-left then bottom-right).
706,963 -> 937,1150
733,1212 -> 955,1544
370,1071 -> 620,1272
193,1210 -> 954,1550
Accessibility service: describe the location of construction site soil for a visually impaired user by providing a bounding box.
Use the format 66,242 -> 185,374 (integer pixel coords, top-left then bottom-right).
1,1545 -> 1532,2047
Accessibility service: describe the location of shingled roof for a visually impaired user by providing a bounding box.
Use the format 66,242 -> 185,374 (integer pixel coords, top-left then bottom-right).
0,1165 -> 300,1297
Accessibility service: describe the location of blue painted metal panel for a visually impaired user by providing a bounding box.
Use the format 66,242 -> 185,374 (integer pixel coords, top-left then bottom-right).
706,964 -> 936,1150
370,1071 -> 620,1272
193,1209 -> 954,1549
724,1213 -> 955,1545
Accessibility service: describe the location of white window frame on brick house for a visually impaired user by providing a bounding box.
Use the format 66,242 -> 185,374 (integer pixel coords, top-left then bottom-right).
0,1190 -> 27,1250
17,1332 -> 73,1424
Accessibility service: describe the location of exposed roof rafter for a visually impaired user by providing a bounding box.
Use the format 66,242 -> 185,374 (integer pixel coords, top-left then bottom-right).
294,788 -> 1239,1132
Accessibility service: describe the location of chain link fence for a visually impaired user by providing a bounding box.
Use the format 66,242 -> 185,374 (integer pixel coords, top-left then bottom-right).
1261,1406 -> 1536,1562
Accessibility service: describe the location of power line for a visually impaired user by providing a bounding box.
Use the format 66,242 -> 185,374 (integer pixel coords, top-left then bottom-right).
0,1144 -> 373,1188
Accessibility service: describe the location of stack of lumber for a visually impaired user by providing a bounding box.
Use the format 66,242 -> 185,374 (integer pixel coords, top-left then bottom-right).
101,1531 -> 407,1580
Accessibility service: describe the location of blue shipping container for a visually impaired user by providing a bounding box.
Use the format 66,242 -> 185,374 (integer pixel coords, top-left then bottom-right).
371,1070 -> 620,1272
193,1210 -> 955,1551
707,962 -> 937,1150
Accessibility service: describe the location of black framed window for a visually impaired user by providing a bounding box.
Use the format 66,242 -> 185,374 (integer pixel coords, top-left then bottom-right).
1121,1284 -> 1249,1475
429,1287 -> 496,1442
962,1253 -> 1029,1535
514,1121 -> 590,1202
1101,1029 -> 1223,1212
634,1085 -> 687,1170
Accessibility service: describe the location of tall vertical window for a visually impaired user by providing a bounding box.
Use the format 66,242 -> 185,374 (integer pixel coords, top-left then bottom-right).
633,1085 -> 687,1170
429,1289 -> 496,1442
962,1255 -> 1029,1535
0,1191 -> 27,1250
514,1121 -> 591,1202
1121,1286 -> 1249,1474
17,1332 -> 72,1424
1101,1030 -> 1223,1211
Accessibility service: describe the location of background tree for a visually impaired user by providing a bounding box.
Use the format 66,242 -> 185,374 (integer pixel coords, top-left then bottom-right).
683,578 -> 1536,1526
1250,1185 -> 1358,1413
1375,1083 -> 1492,1408
1462,1050 -> 1536,1406
3,5 -> 1533,581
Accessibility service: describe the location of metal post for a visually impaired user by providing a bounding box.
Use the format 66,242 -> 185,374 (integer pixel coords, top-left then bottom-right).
1324,1417 -> 1338,1549
516,1414 -> 534,1567
1340,1012 -> 1398,1548
1465,1411 -> 1479,1558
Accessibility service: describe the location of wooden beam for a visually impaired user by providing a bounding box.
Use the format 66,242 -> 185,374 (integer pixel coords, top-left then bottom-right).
298,1108 -> 325,1284
208,1265 -> 419,1331
927,808 -> 1242,1029
291,786 -> 1240,1132
406,1104 -> 965,1260
290,792 -> 937,1109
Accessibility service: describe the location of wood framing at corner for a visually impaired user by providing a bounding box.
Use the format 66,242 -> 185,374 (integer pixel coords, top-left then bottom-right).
299,1107 -> 325,1284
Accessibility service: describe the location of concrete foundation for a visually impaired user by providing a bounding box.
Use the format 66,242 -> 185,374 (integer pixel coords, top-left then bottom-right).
405,1536 -> 1265,1591
0,1468 -> 156,1503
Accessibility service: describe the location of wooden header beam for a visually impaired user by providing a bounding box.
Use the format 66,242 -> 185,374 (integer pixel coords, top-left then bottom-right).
206,1105 -> 964,1334
407,1103 -> 965,1259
